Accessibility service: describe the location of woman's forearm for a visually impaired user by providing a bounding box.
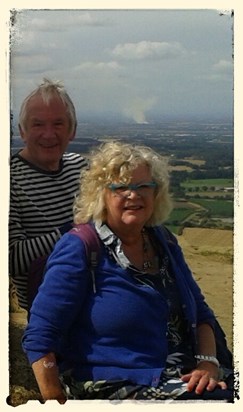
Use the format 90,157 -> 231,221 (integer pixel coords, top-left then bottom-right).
196,323 -> 217,356
31,352 -> 66,403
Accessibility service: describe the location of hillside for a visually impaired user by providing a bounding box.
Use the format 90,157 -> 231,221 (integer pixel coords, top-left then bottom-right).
178,228 -> 233,350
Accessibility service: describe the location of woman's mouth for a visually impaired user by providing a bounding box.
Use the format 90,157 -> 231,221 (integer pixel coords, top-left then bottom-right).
124,205 -> 143,210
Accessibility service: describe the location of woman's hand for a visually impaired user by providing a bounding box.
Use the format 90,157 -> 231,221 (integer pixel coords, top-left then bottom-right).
181,361 -> 227,395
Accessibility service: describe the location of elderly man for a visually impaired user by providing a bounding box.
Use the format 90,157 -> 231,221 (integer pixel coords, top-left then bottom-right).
9,78 -> 88,309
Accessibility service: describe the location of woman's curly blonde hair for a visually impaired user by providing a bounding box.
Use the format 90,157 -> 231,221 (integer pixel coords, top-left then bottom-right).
73,141 -> 173,226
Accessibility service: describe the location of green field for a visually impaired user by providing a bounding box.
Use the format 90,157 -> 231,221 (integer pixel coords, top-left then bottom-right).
190,198 -> 233,218
166,175 -> 234,231
167,207 -> 195,222
181,178 -> 233,189
165,196 -> 233,232
165,225 -> 181,235
165,207 -> 196,234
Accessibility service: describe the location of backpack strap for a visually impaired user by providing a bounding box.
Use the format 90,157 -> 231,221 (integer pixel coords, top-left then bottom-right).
69,223 -> 101,293
27,223 -> 101,312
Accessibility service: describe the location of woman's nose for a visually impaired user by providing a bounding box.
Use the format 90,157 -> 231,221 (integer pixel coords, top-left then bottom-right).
126,189 -> 141,198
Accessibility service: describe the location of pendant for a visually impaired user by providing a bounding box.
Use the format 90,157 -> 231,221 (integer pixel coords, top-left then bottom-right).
143,260 -> 153,270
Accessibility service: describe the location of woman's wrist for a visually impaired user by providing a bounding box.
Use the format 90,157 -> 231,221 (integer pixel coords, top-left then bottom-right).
195,354 -> 220,368
41,386 -> 67,403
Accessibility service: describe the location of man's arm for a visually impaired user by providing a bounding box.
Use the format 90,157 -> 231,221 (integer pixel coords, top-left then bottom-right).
9,193 -> 72,277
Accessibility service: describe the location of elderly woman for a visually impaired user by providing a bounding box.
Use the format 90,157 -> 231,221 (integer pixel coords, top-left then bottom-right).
22,141 -> 233,402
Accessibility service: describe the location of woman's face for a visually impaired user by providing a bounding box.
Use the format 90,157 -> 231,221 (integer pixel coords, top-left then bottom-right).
104,164 -> 156,233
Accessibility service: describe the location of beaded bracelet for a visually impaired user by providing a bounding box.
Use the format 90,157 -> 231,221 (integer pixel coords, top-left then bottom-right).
195,354 -> 220,368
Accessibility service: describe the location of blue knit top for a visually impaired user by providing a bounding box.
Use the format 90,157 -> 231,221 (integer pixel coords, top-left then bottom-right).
22,224 -> 215,387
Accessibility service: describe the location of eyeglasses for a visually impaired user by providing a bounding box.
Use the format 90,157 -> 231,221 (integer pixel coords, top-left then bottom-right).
108,182 -> 157,198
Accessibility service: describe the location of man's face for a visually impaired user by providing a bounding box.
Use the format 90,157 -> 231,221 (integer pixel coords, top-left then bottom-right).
19,95 -> 75,171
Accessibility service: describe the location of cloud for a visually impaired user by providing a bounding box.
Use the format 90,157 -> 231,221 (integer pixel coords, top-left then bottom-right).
71,12 -> 111,27
74,61 -> 122,73
111,40 -> 186,61
12,53 -> 54,73
212,59 -> 233,74
197,59 -> 233,83
14,11 -> 110,33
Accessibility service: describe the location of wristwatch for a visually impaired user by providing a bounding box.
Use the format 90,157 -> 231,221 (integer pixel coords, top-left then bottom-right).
195,354 -> 220,368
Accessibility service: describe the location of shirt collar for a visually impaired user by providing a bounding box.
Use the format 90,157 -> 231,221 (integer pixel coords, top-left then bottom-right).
94,221 -> 116,245
94,221 -> 130,268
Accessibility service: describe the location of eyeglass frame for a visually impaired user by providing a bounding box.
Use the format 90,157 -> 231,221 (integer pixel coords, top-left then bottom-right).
107,181 -> 157,197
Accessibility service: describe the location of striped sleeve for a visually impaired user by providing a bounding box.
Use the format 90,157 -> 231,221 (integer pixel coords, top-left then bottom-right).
9,152 -> 88,280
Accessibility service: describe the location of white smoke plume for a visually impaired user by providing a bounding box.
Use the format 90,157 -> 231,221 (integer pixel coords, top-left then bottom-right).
123,97 -> 157,124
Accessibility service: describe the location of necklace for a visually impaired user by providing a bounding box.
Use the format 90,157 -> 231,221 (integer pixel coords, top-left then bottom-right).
142,230 -> 155,270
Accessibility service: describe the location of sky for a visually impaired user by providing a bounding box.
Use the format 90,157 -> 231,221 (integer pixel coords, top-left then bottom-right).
9,8 -> 234,125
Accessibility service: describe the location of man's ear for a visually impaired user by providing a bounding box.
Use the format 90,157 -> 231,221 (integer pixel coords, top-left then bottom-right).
69,122 -> 77,142
18,124 -> 26,142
